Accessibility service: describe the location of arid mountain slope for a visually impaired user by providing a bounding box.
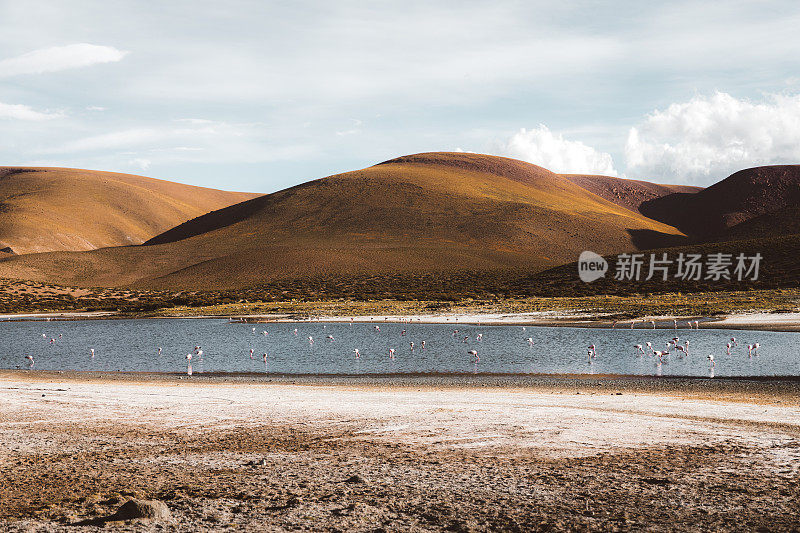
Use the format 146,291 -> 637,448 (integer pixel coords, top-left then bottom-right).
639,165 -> 800,239
0,167 -> 257,254
0,153 -> 685,290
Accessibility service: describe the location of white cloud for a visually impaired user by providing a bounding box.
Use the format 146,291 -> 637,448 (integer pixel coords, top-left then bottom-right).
495,125 -> 618,176
128,158 -> 151,170
0,44 -> 127,77
625,92 -> 800,184
0,102 -> 63,121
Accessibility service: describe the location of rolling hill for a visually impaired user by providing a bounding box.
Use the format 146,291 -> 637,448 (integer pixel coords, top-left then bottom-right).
639,165 -> 800,240
0,167 -> 257,254
0,153 -> 686,290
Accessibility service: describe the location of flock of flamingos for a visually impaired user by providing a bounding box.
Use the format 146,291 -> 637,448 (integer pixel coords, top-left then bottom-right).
20,316 -> 762,376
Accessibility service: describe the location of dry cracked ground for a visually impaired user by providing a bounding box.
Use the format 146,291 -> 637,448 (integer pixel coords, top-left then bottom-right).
1,374 -> 799,531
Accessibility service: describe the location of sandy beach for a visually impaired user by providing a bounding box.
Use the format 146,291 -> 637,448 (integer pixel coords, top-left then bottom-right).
1,371 -> 799,531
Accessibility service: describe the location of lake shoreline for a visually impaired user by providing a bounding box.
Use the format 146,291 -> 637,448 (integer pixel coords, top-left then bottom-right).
6,309 -> 800,332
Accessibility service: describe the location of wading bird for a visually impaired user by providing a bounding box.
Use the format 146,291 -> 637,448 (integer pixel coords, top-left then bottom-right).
634,344 -> 645,356
25,355 -> 34,367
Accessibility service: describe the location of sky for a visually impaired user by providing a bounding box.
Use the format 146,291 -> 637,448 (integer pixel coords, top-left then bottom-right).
1,1 -> 800,192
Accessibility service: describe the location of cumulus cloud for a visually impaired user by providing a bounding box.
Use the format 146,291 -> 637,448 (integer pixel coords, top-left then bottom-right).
0,102 -> 63,121
496,125 -> 618,175
625,92 -> 800,184
0,44 -> 127,77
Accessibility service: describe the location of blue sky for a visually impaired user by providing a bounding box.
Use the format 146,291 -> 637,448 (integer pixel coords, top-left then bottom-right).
2,0 -> 800,192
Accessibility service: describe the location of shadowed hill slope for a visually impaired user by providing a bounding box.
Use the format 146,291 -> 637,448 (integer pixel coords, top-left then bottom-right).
0,167 -> 257,254
640,165 -> 800,239
0,153 -> 685,290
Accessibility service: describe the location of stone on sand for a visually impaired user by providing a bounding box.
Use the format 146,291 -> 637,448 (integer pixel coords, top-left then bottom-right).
110,499 -> 172,522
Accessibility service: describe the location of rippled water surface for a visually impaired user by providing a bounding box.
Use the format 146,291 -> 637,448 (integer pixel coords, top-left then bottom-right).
1,318 -> 797,377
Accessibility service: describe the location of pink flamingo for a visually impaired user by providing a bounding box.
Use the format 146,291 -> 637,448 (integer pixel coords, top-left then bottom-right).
249,348 -> 254,360
634,344 -> 645,356
468,350 -> 479,362
353,349 -> 361,359
388,348 -> 395,360
25,355 -> 34,368
90,348 -> 95,359
707,354 -> 715,367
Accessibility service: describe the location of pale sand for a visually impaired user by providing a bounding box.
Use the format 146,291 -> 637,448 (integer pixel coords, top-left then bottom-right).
2,372 -> 800,530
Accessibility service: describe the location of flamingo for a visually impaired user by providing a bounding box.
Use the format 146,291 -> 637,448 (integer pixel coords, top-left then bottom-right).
653,349 -> 669,363
308,336 -> 314,346
263,331 -> 268,337
388,348 -> 395,359
675,344 -> 687,357
645,341 -> 654,355
158,347 -> 162,356
186,353 -> 193,376
374,325 -> 380,332
612,321 -> 618,329
630,320 -> 636,329
252,327 -> 256,333
753,343 -> 760,356
694,320 -> 699,329
587,349 -> 594,363
634,344 -> 645,356
463,336 -> 469,343
326,335 -> 335,342
90,348 -> 95,359
476,334 -> 483,342
25,355 -> 34,367
410,342 -> 415,351
730,337 -> 738,347
673,319 -> 677,330
526,338 -> 534,347
262,352 -> 268,363
726,343 -> 731,355
650,320 -> 656,329
402,329 -> 407,336
588,345 -> 597,358
468,350 -> 479,362
707,354 -> 715,367
353,349 -> 361,359
293,328 -> 298,336
421,340 -> 426,350
249,348 -> 254,360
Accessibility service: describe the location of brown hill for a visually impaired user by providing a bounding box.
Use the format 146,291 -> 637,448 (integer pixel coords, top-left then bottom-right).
562,174 -> 702,214
639,165 -> 800,239
0,152 -> 685,290
0,167 -> 257,254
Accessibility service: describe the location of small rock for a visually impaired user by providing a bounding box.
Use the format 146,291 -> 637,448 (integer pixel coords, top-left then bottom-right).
109,499 -> 172,522
344,474 -> 367,484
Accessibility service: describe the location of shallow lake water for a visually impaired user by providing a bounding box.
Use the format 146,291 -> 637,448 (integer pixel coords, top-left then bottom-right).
1,318 -> 797,377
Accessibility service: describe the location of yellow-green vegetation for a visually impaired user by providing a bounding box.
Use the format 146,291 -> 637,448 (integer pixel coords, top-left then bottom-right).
3,275 -> 798,320
153,289 -> 800,320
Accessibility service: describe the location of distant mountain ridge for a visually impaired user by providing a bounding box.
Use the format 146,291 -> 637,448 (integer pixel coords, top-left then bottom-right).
0,155 -> 797,293
0,152 -> 684,290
